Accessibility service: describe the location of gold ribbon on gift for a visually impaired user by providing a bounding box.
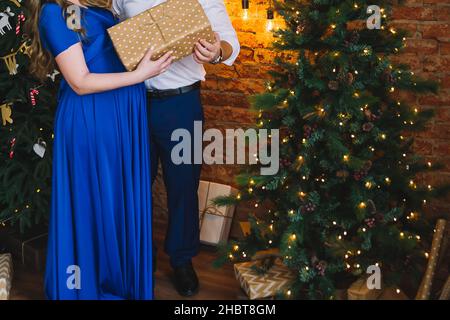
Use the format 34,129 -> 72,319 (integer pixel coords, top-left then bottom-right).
0,103 -> 13,126
199,205 -> 233,231
139,5 -> 174,44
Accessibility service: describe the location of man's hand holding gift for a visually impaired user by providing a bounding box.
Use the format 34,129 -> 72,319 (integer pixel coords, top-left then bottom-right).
193,32 -> 233,65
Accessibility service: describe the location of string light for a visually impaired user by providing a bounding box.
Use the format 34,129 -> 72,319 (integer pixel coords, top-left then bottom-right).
266,4 -> 274,32
343,154 -> 349,162
241,0 -> 249,20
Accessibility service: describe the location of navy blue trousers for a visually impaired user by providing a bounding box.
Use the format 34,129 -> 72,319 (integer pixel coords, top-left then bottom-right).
147,89 -> 203,268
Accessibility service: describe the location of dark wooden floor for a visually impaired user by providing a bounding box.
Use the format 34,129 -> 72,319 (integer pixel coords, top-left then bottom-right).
10,219 -> 243,300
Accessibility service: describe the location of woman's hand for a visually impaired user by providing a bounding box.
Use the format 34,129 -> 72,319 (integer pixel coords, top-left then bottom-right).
135,48 -> 174,81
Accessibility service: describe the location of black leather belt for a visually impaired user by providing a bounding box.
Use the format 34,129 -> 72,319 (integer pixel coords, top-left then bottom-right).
147,81 -> 201,99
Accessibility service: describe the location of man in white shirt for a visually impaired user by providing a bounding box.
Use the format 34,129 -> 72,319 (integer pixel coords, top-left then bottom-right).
112,0 -> 240,297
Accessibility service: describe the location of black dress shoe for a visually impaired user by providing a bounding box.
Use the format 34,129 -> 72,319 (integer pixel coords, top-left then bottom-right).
173,262 -> 199,297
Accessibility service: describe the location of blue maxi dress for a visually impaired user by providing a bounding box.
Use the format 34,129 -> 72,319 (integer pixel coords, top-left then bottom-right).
39,4 -> 153,300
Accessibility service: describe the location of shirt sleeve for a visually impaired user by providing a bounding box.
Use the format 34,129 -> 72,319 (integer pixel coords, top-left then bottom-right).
39,3 -> 81,58
202,0 -> 240,66
112,0 -> 125,20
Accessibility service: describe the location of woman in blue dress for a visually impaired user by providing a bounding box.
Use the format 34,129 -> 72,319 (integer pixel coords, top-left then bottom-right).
26,0 -> 173,299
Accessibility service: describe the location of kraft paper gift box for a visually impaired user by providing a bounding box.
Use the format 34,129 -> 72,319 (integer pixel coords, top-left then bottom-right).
108,0 -> 216,71
234,259 -> 295,300
0,225 -> 47,272
347,276 -> 384,300
198,181 -> 237,246
0,253 -> 13,300
347,276 -> 408,300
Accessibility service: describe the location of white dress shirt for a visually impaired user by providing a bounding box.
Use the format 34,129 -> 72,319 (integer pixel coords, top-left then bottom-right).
112,0 -> 240,90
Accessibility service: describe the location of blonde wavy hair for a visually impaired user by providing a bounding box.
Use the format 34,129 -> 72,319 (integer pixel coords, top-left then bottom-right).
25,0 -> 111,81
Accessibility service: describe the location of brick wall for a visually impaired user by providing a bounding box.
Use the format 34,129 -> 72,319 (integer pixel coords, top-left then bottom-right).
153,0 -> 450,235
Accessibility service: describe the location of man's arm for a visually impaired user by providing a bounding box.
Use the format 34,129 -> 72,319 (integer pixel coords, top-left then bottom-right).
112,0 -> 124,20
194,0 -> 240,66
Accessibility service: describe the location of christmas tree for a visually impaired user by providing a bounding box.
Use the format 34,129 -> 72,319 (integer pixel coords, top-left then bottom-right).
218,0 -> 449,299
0,0 -> 59,231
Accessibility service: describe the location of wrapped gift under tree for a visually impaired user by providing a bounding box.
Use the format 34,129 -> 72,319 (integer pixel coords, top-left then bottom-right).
234,258 -> 295,300
0,224 -> 47,272
198,181 -> 237,246
108,0 -> 216,71
0,253 -> 13,300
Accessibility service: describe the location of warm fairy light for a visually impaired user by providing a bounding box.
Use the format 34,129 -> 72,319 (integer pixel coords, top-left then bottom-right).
343,154 -> 349,162
380,133 -> 387,140
282,138 -> 288,143
268,240 -> 273,244
343,231 -> 347,236
357,250 -> 361,255
290,234 -> 297,240
302,138 -> 307,144
345,254 -> 349,259
390,87 -> 395,92
250,179 -> 255,185
248,188 -> 253,193
338,235 -> 342,240
330,24 -> 336,29
353,3 -> 358,8
287,290 -> 292,296
242,252 -> 247,258
332,221 -> 337,225
416,235 -> 421,240
427,161 -> 432,167
229,254 -> 234,259
353,92 -> 360,98
289,209 -> 294,215
425,252 -> 429,258
400,232 -> 405,238
346,263 -> 351,269
396,289 -> 401,294
36,189 -> 41,193
333,68 -> 336,72
269,224 -> 273,231
298,191 -> 306,198
355,264 -> 360,268
254,203 -> 259,208
390,28 -> 397,34
305,266 -> 309,271
298,155 -> 304,161
25,205 -> 30,209
427,185 -> 432,191
233,245 -> 239,251
333,52 -> 340,57
362,228 -> 367,232
365,181 -> 373,189
236,193 -> 241,200
302,175 -> 306,180
359,202 -> 367,209
242,9 -> 249,20
339,122 -> 344,126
